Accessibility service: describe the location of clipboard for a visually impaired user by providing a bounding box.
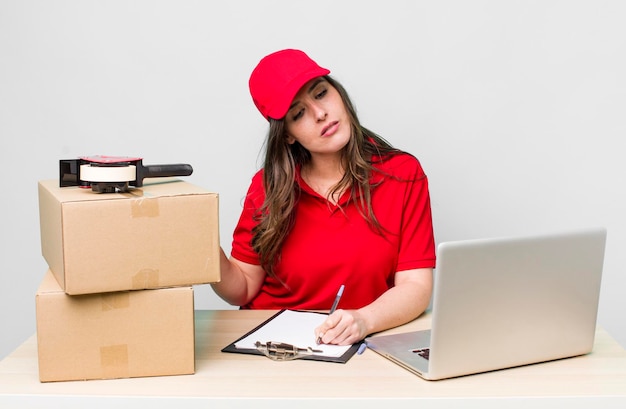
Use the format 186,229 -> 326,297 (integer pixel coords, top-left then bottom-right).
221,310 -> 360,363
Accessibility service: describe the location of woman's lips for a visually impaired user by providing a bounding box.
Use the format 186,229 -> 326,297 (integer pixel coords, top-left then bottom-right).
321,121 -> 339,137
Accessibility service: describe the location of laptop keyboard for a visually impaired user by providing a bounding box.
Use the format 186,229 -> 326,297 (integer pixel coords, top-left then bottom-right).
411,348 -> 430,360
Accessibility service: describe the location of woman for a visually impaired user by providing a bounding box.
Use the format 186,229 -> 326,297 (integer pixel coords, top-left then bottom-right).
212,49 -> 436,346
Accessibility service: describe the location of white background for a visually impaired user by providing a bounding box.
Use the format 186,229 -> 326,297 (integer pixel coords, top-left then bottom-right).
1,0 -> 625,360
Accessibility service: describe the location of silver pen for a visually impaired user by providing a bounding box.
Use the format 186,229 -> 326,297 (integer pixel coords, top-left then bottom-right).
316,284 -> 345,344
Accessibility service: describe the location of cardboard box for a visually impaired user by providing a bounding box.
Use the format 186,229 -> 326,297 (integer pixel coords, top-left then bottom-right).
36,270 -> 195,382
38,178 -> 220,294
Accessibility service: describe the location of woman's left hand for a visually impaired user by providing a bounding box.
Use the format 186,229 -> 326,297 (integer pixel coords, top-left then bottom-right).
314,309 -> 367,346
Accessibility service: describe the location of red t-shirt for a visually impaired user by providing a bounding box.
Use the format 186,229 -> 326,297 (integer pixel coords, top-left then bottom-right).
231,152 -> 436,310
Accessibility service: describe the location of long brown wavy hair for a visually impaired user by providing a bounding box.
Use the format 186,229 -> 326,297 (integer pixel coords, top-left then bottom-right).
252,76 -> 402,277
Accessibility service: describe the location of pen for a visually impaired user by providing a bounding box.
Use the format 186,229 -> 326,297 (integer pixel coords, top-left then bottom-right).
317,284 -> 345,344
329,284 -> 345,315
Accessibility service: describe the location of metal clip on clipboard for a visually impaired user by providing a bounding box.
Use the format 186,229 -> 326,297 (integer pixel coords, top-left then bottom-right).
255,341 -> 323,361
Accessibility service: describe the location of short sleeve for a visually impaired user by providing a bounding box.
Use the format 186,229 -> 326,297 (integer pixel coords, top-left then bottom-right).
230,171 -> 265,265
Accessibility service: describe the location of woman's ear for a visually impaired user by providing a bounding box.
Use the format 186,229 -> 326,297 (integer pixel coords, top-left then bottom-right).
285,133 -> 296,145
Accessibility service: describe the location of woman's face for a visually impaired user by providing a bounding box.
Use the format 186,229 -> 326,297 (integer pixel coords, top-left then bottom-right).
284,78 -> 351,158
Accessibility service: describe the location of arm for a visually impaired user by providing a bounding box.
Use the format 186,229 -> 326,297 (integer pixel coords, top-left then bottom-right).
315,267 -> 433,345
210,248 -> 266,306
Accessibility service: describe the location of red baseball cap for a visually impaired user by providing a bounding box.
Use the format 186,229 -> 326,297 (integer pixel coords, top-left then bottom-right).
249,49 -> 330,120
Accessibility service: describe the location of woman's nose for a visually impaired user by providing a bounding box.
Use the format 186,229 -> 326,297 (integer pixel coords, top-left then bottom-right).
313,104 -> 328,122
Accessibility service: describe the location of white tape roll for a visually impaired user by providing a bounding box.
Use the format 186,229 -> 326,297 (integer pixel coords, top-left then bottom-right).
80,165 -> 136,182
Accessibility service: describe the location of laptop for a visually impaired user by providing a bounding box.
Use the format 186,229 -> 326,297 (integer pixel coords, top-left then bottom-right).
365,227 -> 607,380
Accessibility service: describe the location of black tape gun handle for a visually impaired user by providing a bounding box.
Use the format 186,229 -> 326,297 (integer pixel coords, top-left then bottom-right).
135,163 -> 193,187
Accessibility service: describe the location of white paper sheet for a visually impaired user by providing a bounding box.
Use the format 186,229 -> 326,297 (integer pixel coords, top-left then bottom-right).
234,310 -> 352,358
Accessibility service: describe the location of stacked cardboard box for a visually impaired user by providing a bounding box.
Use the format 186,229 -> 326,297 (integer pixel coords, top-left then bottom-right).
35,178 -> 220,382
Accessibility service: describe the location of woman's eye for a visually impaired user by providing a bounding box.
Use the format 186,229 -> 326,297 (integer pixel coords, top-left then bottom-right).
315,88 -> 327,99
292,109 -> 304,121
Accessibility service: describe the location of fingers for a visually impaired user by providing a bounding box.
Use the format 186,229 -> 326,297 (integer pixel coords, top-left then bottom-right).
315,311 -> 340,345
315,310 -> 362,346
315,318 -> 332,345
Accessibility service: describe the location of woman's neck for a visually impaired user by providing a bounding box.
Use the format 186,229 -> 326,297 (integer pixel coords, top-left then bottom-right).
301,156 -> 347,204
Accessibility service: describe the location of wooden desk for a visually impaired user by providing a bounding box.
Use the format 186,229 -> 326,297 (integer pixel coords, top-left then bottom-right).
1,310 -> 625,408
